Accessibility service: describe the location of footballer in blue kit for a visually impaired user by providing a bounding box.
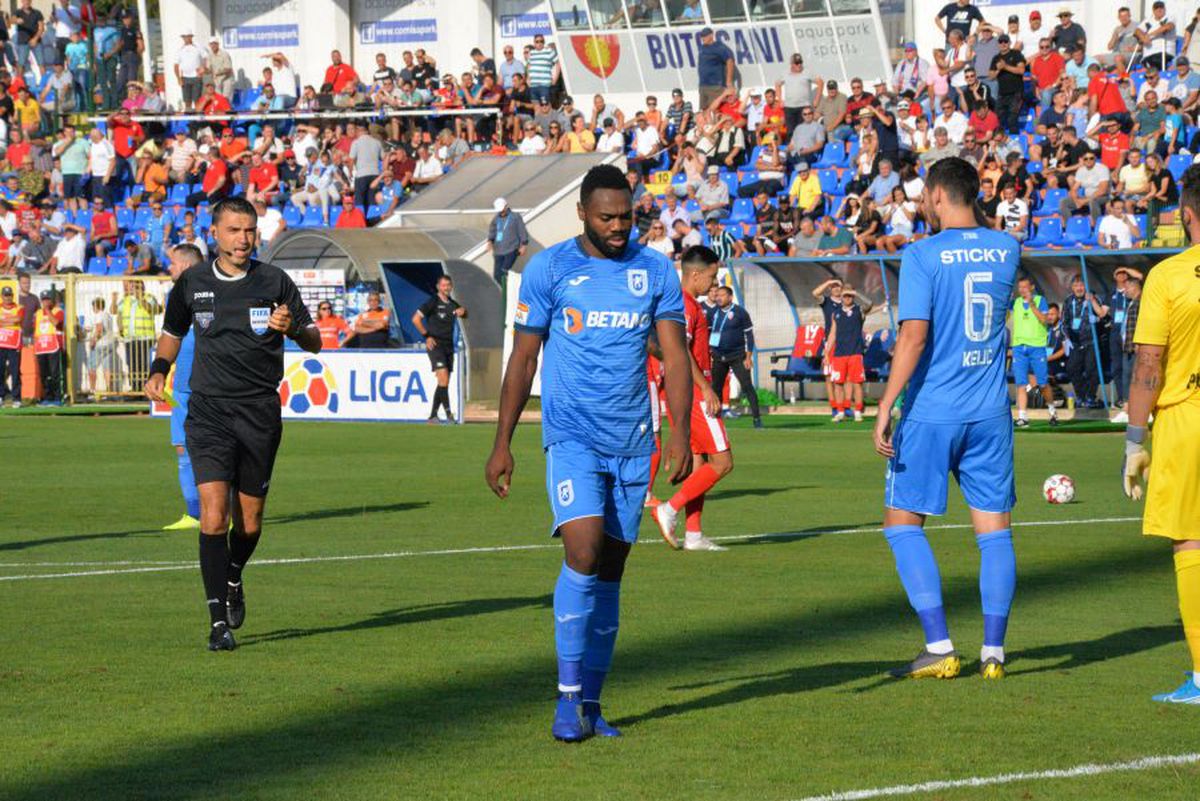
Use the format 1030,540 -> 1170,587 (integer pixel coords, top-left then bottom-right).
163,244 -> 205,531
873,158 -> 1020,681
486,165 -> 694,742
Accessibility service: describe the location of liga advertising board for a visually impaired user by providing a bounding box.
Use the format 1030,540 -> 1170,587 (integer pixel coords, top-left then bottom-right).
152,349 -> 462,423
556,17 -> 888,97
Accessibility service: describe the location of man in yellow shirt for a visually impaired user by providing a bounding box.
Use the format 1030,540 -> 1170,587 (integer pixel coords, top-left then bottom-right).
1124,164 -> 1200,703
788,161 -> 824,220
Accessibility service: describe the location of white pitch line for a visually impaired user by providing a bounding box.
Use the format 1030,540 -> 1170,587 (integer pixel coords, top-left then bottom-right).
791,752 -> 1200,801
0,515 -> 1141,583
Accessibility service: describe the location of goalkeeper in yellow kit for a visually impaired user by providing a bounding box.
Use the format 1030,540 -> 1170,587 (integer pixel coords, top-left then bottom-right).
1124,165 -> 1200,704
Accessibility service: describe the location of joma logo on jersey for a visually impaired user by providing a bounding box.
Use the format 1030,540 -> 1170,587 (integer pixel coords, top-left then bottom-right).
193,291 -> 214,300
939,248 -> 1010,264
562,307 -> 650,334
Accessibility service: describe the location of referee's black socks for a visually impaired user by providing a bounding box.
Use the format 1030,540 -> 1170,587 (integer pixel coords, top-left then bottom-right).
228,529 -> 261,583
199,533 -> 229,625
430,386 -> 449,418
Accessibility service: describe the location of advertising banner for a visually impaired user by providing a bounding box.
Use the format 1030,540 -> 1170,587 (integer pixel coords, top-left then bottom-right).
557,16 -> 887,96
222,23 -> 300,49
153,349 -> 462,423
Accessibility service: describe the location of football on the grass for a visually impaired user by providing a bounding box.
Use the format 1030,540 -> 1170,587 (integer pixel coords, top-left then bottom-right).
1043,474 -> 1075,504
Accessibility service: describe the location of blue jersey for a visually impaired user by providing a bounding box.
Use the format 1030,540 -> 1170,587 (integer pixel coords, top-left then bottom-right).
515,238 -> 685,456
898,227 -> 1019,423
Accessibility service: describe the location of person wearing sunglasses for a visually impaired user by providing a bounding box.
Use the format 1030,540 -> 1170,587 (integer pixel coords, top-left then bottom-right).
314,300 -> 350,350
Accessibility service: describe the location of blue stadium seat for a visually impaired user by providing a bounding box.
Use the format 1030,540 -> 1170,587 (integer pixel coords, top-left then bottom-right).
86,256 -> 107,275
728,198 -> 754,223
301,206 -> 324,227
671,171 -> 688,186
168,184 -> 189,204
1035,188 -> 1067,217
684,198 -> 701,216
1132,213 -> 1147,240
1168,154 -> 1191,183
106,256 -> 128,275
1026,217 -> 1063,248
282,205 -> 302,227
1060,215 -> 1096,247
115,207 -> 134,229
133,206 -> 151,228
233,87 -> 261,112
818,168 -> 843,196
367,204 -> 384,219
741,223 -> 757,238
330,207 -> 342,226
719,171 -> 739,197
813,142 -> 846,168
739,169 -> 759,185
1026,160 -> 1043,174
74,209 -> 91,229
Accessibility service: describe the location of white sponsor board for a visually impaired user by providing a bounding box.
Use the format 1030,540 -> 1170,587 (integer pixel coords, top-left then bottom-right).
154,348 -> 462,423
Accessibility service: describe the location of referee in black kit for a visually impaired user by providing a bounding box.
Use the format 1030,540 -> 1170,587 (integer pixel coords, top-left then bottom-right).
412,274 -> 467,424
144,197 -> 321,652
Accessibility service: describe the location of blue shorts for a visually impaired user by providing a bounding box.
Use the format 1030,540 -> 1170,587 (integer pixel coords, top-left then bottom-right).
545,439 -> 651,543
1011,344 -> 1048,386
170,391 -> 190,447
885,414 -> 1016,516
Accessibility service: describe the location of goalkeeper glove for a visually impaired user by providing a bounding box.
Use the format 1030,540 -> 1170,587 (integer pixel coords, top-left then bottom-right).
1123,426 -> 1151,501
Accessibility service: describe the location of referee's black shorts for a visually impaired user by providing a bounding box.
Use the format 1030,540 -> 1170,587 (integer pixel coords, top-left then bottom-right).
428,340 -> 454,372
185,393 -> 283,498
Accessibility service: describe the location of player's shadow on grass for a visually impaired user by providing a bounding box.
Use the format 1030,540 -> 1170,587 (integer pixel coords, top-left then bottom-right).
266,501 -> 429,526
612,660 -> 896,728
0,527 -> 164,551
722,520 -> 883,548
1009,625 -> 1178,676
236,594 -> 552,647
704,485 -> 812,501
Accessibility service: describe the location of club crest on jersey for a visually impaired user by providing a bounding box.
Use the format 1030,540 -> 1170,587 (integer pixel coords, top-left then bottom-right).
249,306 -> 271,335
627,269 -> 648,297
557,479 -> 574,507
195,311 -> 214,331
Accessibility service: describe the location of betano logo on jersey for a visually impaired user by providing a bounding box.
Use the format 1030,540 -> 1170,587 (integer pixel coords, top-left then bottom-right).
571,34 -> 620,78
562,307 -> 651,335
279,357 -> 340,415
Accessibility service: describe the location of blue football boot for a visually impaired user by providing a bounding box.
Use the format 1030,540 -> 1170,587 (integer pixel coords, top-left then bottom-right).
583,702 -> 622,737
551,692 -> 594,742
1152,674 -> 1200,704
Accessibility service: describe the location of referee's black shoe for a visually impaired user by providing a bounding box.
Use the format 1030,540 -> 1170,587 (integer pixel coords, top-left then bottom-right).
226,581 -> 246,629
208,621 -> 236,651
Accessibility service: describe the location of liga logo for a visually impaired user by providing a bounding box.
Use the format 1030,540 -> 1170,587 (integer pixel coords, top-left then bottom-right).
571,34 -> 620,78
279,358 -> 340,415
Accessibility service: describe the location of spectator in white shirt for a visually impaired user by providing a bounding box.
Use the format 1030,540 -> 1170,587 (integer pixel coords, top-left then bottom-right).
994,184 -> 1029,241
659,192 -> 690,239
743,88 -> 766,133
173,30 -> 207,111
45,223 -> 86,274
254,199 -> 286,248
86,128 -> 117,206
1136,1 -> 1177,72
628,111 -> 662,176
517,121 -> 547,155
177,224 -> 208,258
263,52 -> 298,107
935,98 -> 968,143
596,118 -> 625,153
1096,197 -> 1141,249
411,144 -> 443,190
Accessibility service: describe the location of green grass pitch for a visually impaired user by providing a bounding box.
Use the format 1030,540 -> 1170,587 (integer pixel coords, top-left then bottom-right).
1,414 -> 1197,801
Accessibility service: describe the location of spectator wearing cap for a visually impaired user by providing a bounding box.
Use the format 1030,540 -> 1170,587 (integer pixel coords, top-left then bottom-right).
115,10 -> 144,91
696,166 -> 731,221
1003,14 -> 1026,52
892,43 -> 929,107
696,27 -> 735,111
276,149 -> 304,207
1170,57 -> 1200,114
335,195 -> 366,229
1051,8 -> 1086,54
777,52 -> 817,134
1136,1 -> 1176,72
743,88 -> 766,134
972,23 -> 1002,98
786,105 -> 825,169
594,118 -> 623,153
815,79 -> 847,138
33,288 -> 63,405
486,197 -> 527,285
44,222 -> 84,275
0,284 -> 22,405
989,33 -> 1026,133
173,30 -> 206,112
203,35 -> 233,99
665,87 -> 694,135
787,161 -> 824,219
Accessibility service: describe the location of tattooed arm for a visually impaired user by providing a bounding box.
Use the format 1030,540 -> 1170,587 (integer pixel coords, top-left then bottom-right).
1127,344 -> 1164,428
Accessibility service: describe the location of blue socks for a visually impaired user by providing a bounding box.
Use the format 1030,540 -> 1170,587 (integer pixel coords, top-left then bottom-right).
554,562 -> 596,693
582,580 -> 620,703
884,525 -> 950,649
177,450 -> 200,519
977,529 -> 1016,649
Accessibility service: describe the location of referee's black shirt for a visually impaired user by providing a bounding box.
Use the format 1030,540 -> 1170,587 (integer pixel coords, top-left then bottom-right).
162,258 -> 315,398
418,296 -> 460,343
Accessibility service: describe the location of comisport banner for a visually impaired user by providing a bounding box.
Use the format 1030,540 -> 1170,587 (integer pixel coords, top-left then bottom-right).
557,16 -> 888,96
152,349 -> 462,423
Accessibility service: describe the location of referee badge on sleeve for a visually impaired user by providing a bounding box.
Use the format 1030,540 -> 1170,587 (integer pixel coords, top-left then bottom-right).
249,307 -> 271,335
